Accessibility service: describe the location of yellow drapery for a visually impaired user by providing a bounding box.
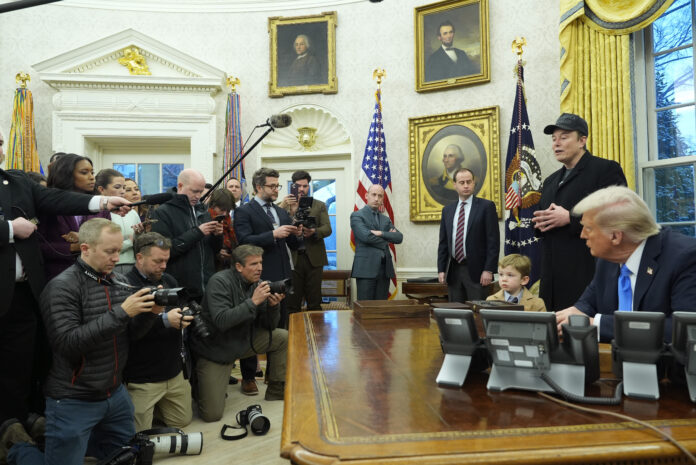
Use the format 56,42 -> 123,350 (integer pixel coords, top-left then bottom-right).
559,0 -> 674,189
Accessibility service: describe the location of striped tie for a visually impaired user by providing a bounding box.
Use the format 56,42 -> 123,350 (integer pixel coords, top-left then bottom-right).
454,201 -> 466,262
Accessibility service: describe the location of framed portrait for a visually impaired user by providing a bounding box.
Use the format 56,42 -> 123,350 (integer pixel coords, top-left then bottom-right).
409,106 -> 501,222
268,11 -> 338,98
414,0 -> 489,92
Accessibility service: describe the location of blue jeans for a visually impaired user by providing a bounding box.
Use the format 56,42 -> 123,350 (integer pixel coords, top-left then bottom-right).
8,384 -> 135,465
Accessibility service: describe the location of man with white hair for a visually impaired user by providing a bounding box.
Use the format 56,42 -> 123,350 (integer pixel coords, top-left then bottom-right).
556,185 -> 696,342
151,169 -> 223,298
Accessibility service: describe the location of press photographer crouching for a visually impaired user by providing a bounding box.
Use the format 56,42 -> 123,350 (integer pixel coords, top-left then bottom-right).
2,218 -> 159,465
190,245 -> 289,422
123,232 -> 194,432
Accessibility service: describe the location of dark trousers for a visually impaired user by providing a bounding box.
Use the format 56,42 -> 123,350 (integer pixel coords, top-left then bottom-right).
446,260 -> 486,303
355,259 -> 390,300
240,356 -> 257,381
286,253 -> 324,312
0,282 -> 39,425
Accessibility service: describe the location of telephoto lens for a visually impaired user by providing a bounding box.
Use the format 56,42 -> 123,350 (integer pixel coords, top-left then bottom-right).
238,404 -> 270,435
150,431 -> 203,456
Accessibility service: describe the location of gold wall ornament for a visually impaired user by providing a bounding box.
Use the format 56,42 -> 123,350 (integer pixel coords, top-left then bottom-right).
226,76 -> 240,92
15,72 -> 30,88
297,126 -> 317,150
118,47 -> 151,75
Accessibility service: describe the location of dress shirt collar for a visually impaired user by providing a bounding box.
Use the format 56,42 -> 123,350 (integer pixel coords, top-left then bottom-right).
623,239 -> 647,276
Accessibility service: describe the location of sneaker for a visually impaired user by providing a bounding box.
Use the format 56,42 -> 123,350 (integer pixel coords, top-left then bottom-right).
241,379 -> 259,396
264,381 -> 285,401
0,419 -> 34,463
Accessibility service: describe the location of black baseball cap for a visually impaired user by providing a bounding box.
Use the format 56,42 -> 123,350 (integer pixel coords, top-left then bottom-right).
543,113 -> 588,136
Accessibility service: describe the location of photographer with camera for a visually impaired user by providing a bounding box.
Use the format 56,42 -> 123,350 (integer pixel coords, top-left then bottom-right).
2,218 -> 158,465
123,232 -> 194,432
279,170 -> 332,314
190,245 -> 289,422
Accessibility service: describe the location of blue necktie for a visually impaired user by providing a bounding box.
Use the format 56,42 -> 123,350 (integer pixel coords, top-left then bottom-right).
618,264 -> 632,311
264,203 -> 275,224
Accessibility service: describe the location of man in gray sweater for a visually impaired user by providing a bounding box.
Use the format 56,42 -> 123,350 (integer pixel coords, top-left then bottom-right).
190,245 -> 288,422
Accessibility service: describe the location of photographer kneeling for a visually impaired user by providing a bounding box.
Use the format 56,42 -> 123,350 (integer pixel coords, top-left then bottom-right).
124,232 -> 194,432
191,245 -> 288,422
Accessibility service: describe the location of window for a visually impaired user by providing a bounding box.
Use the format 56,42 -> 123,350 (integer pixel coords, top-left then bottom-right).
113,162 -> 184,195
642,0 -> 696,235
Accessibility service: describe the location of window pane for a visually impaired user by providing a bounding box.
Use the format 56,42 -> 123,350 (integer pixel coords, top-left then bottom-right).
138,164 -> 160,195
657,105 -> 696,158
113,163 -> 135,180
325,252 -> 337,270
655,48 -> 694,107
650,165 -> 695,230
162,164 -> 184,193
653,0 -> 692,54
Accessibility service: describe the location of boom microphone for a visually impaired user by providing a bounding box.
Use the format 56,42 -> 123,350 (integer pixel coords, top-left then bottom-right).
111,192 -> 173,211
259,114 -> 292,129
129,192 -> 173,207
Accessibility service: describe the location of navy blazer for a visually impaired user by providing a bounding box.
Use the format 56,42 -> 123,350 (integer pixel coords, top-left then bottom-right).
575,229 -> 696,342
234,199 -> 298,282
350,206 -> 402,279
437,196 -> 499,283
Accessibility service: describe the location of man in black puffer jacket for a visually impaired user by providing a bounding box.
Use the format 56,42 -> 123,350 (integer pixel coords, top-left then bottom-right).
151,169 -> 222,299
124,232 -> 194,432
4,218 -> 158,465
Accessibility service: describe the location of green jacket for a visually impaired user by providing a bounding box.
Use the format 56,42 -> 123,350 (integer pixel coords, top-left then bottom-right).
190,268 -> 280,364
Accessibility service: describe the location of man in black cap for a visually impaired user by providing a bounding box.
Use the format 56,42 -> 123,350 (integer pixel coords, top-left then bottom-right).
532,113 -> 627,312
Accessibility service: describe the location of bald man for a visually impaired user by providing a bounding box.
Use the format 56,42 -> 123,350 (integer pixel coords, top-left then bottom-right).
151,169 -> 223,297
350,185 -> 403,300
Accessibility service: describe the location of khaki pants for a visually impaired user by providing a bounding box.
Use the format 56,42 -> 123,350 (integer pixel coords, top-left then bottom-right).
126,371 -> 192,432
196,328 -> 288,422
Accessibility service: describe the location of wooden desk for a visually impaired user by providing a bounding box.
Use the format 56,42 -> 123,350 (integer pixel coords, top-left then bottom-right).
401,281 -> 448,304
281,311 -> 696,465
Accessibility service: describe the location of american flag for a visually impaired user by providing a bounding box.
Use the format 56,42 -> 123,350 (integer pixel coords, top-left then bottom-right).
503,61 -> 543,288
351,89 -> 397,298
222,92 -> 249,203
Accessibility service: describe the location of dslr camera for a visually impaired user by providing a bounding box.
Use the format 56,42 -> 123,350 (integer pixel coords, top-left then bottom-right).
146,287 -> 211,339
237,404 -> 270,435
292,196 -> 316,229
96,428 -> 203,465
265,278 -> 293,295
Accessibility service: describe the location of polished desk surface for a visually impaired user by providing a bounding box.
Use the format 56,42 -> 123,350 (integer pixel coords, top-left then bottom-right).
281,311 -> 696,465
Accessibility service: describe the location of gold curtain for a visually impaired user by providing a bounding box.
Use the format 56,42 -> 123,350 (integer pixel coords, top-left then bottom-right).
559,0 -> 674,189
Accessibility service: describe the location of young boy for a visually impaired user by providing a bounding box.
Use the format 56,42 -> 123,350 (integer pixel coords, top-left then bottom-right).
486,254 -> 546,312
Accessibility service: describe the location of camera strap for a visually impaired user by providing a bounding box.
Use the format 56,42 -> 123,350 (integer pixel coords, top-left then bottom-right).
220,423 -> 248,441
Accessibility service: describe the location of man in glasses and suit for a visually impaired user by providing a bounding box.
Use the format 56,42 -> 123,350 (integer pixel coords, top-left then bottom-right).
233,168 -> 300,394
350,185 -> 403,300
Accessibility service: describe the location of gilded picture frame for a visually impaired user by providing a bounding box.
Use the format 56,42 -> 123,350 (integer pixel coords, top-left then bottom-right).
414,0 -> 490,93
409,106 -> 501,222
268,11 -> 338,98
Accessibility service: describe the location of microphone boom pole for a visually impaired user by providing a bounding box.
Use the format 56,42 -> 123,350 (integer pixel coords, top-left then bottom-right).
200,126 -> 275,204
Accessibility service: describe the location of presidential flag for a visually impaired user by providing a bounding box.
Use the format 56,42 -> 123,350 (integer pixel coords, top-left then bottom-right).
503,61 -> 542,289
351,88 -> 397,298
222,91 -> 249,203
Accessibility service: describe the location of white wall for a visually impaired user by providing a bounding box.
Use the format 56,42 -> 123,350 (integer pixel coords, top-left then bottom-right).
0,0 -> 562,275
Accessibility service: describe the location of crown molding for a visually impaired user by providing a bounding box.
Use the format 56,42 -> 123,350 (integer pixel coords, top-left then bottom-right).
57,0 -> 365,13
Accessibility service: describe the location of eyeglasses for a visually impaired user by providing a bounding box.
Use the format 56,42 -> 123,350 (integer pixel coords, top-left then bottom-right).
135,238 -> 167,253
264,184 -> 282,191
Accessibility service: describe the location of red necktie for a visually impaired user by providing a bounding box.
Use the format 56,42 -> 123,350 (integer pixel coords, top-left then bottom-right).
454,202 -> 466,262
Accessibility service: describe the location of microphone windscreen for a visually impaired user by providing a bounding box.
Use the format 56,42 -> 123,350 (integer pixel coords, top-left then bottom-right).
269,114 -> 292,129
141,192 -> 173,205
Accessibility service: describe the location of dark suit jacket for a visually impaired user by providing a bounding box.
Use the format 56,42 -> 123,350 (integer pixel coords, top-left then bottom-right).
537,151 -> 626,311
425,47 -> 478,82
234,199 -> 298,281
290,198 -> 331,268
350,206 -> 402,279
0,169 -> 92,316
437,196 -> 499,283
575,229 -> 696,343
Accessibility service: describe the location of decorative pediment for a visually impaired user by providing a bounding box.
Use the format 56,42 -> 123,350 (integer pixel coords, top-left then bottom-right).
262,104 -> 351,154
33,28 -> 226,92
